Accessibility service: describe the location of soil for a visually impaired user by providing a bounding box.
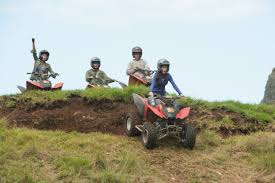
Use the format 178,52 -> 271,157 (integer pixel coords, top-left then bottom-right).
3,98 -> 136,135
0,97 -> 267,136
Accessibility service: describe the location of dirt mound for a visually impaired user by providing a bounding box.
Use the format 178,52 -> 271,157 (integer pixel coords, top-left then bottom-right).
0,97 -> 267,136
188,108 -> 265,137
5,98 -> 136,135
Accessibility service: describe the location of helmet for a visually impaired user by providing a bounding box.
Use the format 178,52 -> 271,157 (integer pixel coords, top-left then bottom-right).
132,46 -> 142,56
90,57 -> 101,69
157,59 -> 170,71
39,50 -> 50,60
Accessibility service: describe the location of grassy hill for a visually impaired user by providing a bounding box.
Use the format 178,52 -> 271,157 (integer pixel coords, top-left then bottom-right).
0,87 -> 274,183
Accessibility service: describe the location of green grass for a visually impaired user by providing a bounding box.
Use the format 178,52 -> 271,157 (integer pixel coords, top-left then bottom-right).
1,87 -> 275,125
220,132 -> 275,172
179,97 -> 275,123
0,118 -> 275,182
0,118 -> 155,183
0,86 -> 149,108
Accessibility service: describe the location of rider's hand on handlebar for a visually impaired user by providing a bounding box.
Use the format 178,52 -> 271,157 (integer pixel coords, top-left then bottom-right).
145,70 -> 150,76
52,73 -> 59,78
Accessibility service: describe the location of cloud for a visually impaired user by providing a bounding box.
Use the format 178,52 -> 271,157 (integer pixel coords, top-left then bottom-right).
0,0 -> 271,26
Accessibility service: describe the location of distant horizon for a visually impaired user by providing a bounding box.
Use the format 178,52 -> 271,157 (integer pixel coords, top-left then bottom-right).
1,0 -> 274,103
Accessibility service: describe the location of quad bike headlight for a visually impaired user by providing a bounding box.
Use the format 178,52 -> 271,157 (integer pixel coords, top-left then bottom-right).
167,107 -> 175,113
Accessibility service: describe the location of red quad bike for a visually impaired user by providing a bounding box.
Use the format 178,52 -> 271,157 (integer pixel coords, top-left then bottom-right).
124,93 -> 197,149
129,69 -> 154,86
17,73 -> 63,92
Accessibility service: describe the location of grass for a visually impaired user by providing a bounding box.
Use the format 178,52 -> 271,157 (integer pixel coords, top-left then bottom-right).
0,117 -> 275,182
0,86 -> 149,109
0,118 -> 155,183
1,88 -> 275,182
179,97 -> 275,123
228,132 -> 275,171
1,87 -> 275,125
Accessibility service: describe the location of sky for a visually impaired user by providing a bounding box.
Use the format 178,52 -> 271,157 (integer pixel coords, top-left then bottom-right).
0,0 -> 274,103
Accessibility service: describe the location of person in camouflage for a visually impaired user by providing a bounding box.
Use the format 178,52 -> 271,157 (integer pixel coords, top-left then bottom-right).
126,46 -> 151,85
261,68 -> 275,104
85,57 -> 114,86
30,39 -> 58,81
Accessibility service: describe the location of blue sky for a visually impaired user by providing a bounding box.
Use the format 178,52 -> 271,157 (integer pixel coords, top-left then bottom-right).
0,0 -> 274,103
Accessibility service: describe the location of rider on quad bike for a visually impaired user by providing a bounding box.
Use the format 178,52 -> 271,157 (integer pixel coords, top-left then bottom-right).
126,46 -> 152,86
124,59 -> 196,150
149,59 -> 182,97
17,38 -> 63,92
86,57 -> 115,88
30,39 -> 59,82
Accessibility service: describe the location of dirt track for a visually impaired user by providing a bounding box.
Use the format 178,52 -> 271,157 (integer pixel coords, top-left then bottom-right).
0,97 -> 267,136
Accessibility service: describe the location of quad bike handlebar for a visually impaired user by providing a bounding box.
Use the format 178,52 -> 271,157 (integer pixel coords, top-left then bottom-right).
27,72 -> 59,79
87,77 -> 127,88
154,95 -> 184,100
135,68 -> 156,75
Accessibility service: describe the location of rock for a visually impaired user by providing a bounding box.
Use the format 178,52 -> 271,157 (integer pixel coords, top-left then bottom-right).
262,68 -> 275,104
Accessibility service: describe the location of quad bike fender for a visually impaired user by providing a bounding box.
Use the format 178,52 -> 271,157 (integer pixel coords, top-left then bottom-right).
129,74 -> 148,85
146,103 -> 166,118
26,80 -> 44,90
132,93 -> 146,117
52,82 -> 64,89
176,107 -> 191,119
86,84 -> 97,89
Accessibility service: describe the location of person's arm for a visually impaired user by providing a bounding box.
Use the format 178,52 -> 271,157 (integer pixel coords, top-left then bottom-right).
31,38 -> 39,62
48,64 -> 55,75
143,60 -> 150,71
168,74 -> 182,95
126,61 -> 136,75
100,71 -> 113,83
150,74 -> 157,93
85,70 -> 91,82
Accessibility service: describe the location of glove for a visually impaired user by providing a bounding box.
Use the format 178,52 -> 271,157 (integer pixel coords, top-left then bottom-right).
179,94 -> 185,98
106,79 -> 115,84
149,92 -> 154,97
52,73 -> 59,78
145,70 -> 150,76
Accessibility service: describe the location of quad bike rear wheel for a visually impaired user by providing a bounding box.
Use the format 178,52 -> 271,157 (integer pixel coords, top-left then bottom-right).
181,124 -> 197,149
141,122 -> 157,149
124,112 -> 142,136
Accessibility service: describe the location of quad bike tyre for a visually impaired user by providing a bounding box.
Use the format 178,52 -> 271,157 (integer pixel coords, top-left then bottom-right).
181,124 -> 197,149
124,112 -> 142,136
141,122 -> 157,149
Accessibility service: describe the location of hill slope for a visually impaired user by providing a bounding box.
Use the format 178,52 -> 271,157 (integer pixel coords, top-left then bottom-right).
0,87 -> 274,183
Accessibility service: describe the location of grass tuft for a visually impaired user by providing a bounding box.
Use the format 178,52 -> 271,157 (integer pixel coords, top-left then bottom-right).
56,156 -> 91,174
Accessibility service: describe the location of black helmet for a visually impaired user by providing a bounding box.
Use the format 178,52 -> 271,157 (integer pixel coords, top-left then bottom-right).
157,59 -> 170,72
90,57 -> 101,69
132,46 -> 142,56
39,50 -> 50,60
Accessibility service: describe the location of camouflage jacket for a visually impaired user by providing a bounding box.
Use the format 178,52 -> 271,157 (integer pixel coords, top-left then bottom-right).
85,68 -> 112,85
30,49 -> 55,81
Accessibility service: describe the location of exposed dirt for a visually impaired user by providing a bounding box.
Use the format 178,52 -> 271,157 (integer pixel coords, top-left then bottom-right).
187,107 -> 266,137
3,98 -> 136,135
0,97 -> 267,136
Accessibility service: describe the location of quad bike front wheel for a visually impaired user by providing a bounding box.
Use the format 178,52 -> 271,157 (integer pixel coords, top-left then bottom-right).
124,112 -> 142,136
181,124 -> 197,149
141,122 -> 157,149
